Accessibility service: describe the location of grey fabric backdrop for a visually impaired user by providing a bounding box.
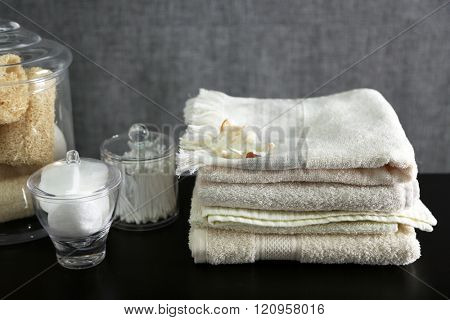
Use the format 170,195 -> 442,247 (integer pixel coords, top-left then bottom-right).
2,0 -> 449,172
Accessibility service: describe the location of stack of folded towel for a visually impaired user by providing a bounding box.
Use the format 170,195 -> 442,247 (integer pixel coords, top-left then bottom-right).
177,88 -> 437,265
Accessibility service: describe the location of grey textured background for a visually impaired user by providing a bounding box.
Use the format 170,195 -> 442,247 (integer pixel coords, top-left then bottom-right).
2,0 -> 449,172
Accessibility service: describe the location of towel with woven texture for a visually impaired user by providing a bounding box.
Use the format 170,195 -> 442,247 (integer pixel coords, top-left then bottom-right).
178,88 -> 416,175
189,225 -> 420,265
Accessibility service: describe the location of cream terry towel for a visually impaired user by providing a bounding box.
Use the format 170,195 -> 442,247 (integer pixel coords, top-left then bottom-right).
190,195 -> 400,234
178,89 -> 416,175
189,225 -> 420,265
190,188 -> 436,232
196,178 -> 420,213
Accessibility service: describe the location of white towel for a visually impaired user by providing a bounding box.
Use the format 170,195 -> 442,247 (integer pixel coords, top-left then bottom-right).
178,88 -> 416,175
189,225 -> 420,265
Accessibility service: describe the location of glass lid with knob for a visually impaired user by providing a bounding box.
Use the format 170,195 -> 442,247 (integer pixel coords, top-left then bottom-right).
100,123 -> 175,163
27,150 -> 122,201
0,19 -> 72,87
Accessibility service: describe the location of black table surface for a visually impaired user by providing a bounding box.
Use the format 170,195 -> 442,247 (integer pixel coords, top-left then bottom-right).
1,174 -> 449,300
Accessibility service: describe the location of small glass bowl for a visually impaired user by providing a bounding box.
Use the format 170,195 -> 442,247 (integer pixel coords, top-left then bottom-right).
27,150 -> 121,269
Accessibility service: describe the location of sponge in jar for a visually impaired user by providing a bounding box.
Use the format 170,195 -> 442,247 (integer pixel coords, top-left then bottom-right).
0,54 -> 29,124
0,165 -> 36,223
0,67 -> 55,166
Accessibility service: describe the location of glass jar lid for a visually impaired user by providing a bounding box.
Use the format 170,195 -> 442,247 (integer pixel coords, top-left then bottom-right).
0,19 -> 72,86
27,150 -> 122,201
100,123 -> 174,163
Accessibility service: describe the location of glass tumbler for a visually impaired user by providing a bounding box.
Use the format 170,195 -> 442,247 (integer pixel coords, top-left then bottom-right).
27,150 -> 122,269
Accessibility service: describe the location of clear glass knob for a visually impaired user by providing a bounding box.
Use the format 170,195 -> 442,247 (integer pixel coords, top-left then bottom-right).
0,19 -> 20,32
128,123 -> 149,143
65,150 -> 80,165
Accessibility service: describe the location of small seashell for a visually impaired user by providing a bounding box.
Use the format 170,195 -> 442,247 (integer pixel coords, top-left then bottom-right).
220,119 -> 230,133
202,119 -> 276,159
245,152 -> 259,158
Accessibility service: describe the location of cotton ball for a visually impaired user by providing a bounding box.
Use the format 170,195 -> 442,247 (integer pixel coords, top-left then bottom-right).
78,162 -> 109,193
39,164 -> 80,196
39,161 -> 108,197
47,197 -> 111,238
38,159 -> 112,238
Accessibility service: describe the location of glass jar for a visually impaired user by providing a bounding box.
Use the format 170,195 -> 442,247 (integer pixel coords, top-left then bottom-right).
0,20 -> 74,245
27,150 -> 121,269
100,123 -> 178,231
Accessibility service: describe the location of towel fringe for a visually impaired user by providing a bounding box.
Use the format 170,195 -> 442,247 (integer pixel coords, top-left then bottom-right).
184,89 -> 229,127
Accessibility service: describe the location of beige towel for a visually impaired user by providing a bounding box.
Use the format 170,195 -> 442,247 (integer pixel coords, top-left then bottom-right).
197,177 -> 419,213
198,165 -> 415,186
189,225 -> 420,265
178,89 -> 416,175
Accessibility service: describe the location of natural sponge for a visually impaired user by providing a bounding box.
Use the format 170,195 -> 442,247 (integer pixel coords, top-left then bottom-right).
0,54 -> 29,124
0,165 -> 36,223
0,67 -> 55,166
